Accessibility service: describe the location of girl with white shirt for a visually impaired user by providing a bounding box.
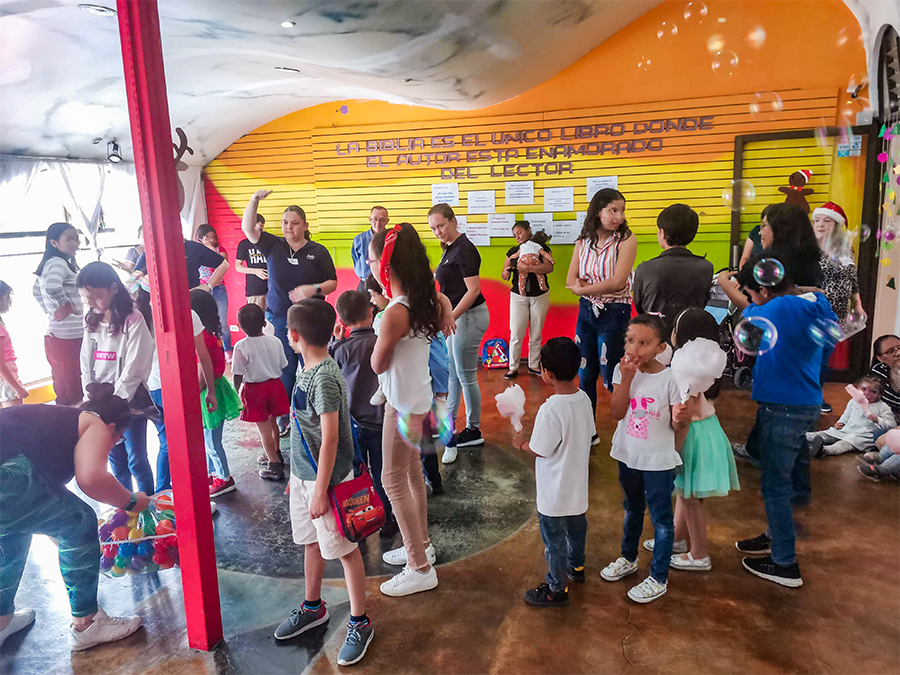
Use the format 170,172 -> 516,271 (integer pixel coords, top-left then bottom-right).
77,262 -> 155,494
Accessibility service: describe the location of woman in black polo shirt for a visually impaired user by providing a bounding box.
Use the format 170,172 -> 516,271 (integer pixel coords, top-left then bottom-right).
501,220 -> 554,380
241,190 -> 337,432
429,203 -> 490,462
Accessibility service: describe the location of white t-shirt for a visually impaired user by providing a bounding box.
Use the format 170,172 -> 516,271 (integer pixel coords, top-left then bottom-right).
231,334 -> 288,383
610,364 -> 682,471
518,240 -> 543,257
148,310 -> 204,391
529,390 -> 594,517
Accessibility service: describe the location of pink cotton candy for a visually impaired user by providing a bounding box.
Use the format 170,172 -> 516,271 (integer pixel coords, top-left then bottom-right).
495,384 -> 526,432
845,384 -> 871,415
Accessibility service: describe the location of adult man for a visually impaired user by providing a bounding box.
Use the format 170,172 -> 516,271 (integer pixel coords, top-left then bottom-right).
351,206 -> 389,291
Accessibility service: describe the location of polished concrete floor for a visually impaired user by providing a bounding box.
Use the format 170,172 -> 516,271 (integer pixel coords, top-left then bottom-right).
1,371 -> 898,675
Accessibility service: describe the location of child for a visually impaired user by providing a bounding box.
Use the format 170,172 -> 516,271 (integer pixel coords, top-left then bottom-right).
732,253 -> 837,588
643,308 -> 740,573
807,376 -> 894,456
513,337 -> 594,607
330,290 -> 396,536
0,281 -> 29,407
275,298 -> 373,667
232,303 -> 289,481
510,230 -> 555,294
189,289 -> 242,498
602,314 -> 686,603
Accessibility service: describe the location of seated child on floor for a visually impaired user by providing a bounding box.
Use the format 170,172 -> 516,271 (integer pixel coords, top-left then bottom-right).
510,231 -> 555,294
807,376 -> 895,457
513,337 -> 595,608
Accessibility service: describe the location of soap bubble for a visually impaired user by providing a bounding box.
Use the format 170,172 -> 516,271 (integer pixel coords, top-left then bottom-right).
809,319 -> 844,348
747,26 -> 766,49
684,1 -> 707,22
430,398 -> 453,446
707,34 -> 725,52
657,21 -> 678,41
638,56 -> 652,71
734,317 -> 778,356
860,224 -> 872,241
843,311 -> 867,339
396,413 -> 420,449
711,50 -> 739,76
753,258 -> 785,286
722,179 -> 756,211
749,91 -> 783,121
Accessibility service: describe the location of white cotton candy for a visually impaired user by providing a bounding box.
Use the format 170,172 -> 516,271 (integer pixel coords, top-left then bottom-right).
670,338 -> 727,403
845,384 -> 871,416
495,384 -> 526,432
656,343 -> 673,366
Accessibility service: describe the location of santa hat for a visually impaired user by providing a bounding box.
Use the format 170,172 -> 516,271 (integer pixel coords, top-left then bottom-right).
813,201 -> 847,226
796,169 -> 812,185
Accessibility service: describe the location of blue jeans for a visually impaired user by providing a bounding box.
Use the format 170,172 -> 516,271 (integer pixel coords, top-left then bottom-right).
352,420 -> 392,523
576,299 -> 630,414
747,405 -> 818,506
755,403 -> 821,565
618,462 -> 675,584
108,416 -> 154,495
878,446 -> 900,476
204,424 -> 231,479
212,285 -> 231,353
267,310 -> 300,403
429,334 -> 449,395
539,513 -> 587,593
149,388 -> 170,493
448,303 -> 490,430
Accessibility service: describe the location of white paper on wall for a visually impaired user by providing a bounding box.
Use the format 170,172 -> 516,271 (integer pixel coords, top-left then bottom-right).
543,186 -> 574,212
487,213 -> 516,237
523,212 -> 552,233
586,176 -> 618,200
467,190 -> 496,214
432,183 -> 459,206
504,181 -> 534,205
465,222 -> 490,247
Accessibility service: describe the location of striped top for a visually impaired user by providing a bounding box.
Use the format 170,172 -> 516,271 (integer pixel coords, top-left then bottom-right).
871,361 -> 900,421
32,257 -> 84,340
578,232 -> 633,306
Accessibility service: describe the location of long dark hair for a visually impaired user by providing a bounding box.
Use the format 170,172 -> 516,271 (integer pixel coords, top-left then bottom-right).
34,222 -> 79,276
372,225 -> 441,339
758,203 -> 822,286
190,288 -> 222,337
77,262 -> 135,335
672,308 -> 723,399
80,382 -> 132,432
579,188 -> 631,247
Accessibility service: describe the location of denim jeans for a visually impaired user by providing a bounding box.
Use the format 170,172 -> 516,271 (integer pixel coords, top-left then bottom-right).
879,446 -> 900,476
211,284 -> 231,353
352,420 -> 392,524
747,405 -> 818,506
448,303 -> 490,429
149,388 -> 170,493
618,462 -> 675,584
576,299 -> 630,414
108,416 -> 154,495
429,334 -> 449,395
754,403 -> 821,565
539,513 -> 587,593
205,424 -> 231,479
267,310 -> 300,402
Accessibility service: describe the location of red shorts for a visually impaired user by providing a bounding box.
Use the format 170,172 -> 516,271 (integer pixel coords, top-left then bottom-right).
239,378 -> 289,423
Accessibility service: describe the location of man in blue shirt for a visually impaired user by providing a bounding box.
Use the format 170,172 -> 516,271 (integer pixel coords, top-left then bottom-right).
351,206 -> 389,291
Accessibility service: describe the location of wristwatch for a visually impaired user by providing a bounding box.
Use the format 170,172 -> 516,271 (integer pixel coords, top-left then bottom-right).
124,492 -> 138,512
314,283 -> 322,295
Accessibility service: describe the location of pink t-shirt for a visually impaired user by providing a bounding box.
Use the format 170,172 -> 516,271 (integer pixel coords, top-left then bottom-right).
0,324 -> 16,362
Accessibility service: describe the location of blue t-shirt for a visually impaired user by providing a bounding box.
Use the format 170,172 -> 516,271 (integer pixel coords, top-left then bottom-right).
351,228 -> 375,281
743,292 -> 837,406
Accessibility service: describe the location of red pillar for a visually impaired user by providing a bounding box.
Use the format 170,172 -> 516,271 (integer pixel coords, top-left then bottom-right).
116,0 -> 223,650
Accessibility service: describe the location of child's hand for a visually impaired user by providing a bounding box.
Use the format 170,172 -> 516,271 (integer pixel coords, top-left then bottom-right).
717,270 -> 738,288
619,354 -> 639,379
205,390 -> 218,413
867,413 -> 880,423
672,402 -> 691,426
309,489 -> 330,520
253,268 -> 269,280
333,322 -> 347,341
512,429 -> 526,451
835,421 -> 845,430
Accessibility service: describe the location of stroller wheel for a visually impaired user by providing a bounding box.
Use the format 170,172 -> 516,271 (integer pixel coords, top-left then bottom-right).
734,366 -> 753,390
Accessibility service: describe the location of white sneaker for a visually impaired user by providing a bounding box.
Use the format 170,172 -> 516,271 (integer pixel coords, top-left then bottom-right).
210,501 -> 218,515
69,608 -> 142,651
627,576 -> 667,603
669,553 -> 712,572
441,446 -> 458,465
380,564 -> 438,597
369,387 -> 387,406
0,608 -> 35,647
643,539 -> 688,554
600,557 -> 638,582
382,543 -> 436,566
591,434 -> 600,447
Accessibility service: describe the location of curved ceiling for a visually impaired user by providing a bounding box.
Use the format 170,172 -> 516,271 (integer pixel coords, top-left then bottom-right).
0,0 -> 661,166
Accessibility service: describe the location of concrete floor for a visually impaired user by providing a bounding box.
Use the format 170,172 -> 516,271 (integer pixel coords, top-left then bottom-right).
1,371 -> 898,675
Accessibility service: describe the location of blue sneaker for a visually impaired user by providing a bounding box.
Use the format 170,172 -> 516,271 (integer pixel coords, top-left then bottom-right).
337,620 -> 374,666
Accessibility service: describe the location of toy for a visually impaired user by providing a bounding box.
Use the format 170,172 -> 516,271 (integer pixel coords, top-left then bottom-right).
495,384 -> 526,432
778,169 -> 814,213
96,491 -> 179,577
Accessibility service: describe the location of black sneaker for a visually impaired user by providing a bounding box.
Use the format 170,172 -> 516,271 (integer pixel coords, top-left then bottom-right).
454,427 -> 484,448
735,533 -> 772,555
527,368 -> 542,376
430,482 -> 444,495
858,463 -> 886,481
566,566 -> 586,583
278,416 -> 290,438
504,370 -> 518,380
741,556 -> 803,588
821,401 -> 833,414
274,603 -> 329,640
259,462 -> 285,481
258,452 -> 288,466
809,436 -> 826,458
523,582 -> 569,608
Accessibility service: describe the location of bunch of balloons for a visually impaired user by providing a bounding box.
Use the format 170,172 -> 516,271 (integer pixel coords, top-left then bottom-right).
97,492 -> 178,577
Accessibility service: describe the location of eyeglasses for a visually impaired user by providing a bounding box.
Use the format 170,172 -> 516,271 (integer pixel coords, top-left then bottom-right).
882,346 -> 900,357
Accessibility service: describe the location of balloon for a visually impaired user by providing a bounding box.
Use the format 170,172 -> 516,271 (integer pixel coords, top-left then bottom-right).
152,551 -> 169,566
98,523 -> 115,541
111,527 -> 130,541
110,511 -> 128,528
144,562 -> 160,574
118,542 -> 136,558
137,542 -> 154,557
159,558 -> 176,570
129,555 -> 148,572
156,520 -> 175,536
99,556 -> 114,570
157,510 -> 175,522
155,494 -> 174,510
114,555 -> 128,568
154,539 -> 170,552
102,544 -> 118,558
110,566 -> 126,577
129,527 -> 143,541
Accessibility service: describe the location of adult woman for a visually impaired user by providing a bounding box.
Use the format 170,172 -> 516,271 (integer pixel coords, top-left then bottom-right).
429,203 -> 490,461
78,262 -> 155,495
566,188 -> 637,417
241,190 -> 338,435
196,224 -> 232,360
0,384 -> 147,650
871,334 -> 900,422
502,221 -> 553,380
32,222 -> 84,405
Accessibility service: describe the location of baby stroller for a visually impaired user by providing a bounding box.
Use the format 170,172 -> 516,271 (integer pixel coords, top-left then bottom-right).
707,272 -> 755,390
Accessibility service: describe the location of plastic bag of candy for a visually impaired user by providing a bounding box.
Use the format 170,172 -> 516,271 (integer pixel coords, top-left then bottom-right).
97,491 -> 178,577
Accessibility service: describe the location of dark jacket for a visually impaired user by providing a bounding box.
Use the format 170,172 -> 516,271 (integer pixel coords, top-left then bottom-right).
330,327 -> 383,430
632,247 -> 714,332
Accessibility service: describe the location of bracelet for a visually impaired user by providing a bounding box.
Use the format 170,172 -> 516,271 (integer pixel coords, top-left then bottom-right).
124,492 -> 138,512
519,440 -> 528,452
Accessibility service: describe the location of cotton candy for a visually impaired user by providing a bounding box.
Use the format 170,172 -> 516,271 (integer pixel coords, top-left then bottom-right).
670,338 -> 727,403
845,384 -> 871,415
495,384 -> 526,432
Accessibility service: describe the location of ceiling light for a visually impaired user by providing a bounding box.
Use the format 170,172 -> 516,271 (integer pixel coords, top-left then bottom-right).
280,21 -> 295,28
274,66 -> 301,73
91,137 -> 103,145
107,138 -> 122,163
78,4 -> 117,16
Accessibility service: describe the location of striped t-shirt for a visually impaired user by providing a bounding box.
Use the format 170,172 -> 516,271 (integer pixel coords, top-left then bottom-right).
578,232 -> 633,307
33,257 -> 84,340
872,361 -> 900,422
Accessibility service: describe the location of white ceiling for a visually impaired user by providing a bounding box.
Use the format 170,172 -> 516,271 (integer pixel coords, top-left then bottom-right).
0,0 -> 661,166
